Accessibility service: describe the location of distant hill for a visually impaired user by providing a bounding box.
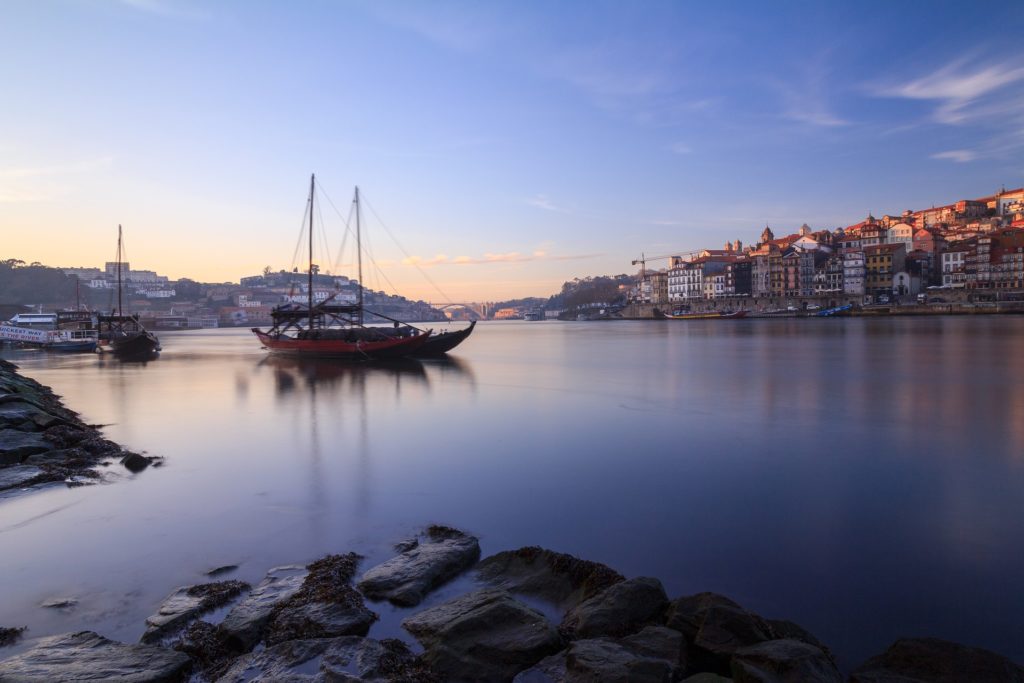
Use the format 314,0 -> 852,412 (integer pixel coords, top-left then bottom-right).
546,274 -> 634,312
0,260 -> 77,306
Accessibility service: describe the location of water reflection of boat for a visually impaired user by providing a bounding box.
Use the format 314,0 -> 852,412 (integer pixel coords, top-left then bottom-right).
260,355 -> 429,395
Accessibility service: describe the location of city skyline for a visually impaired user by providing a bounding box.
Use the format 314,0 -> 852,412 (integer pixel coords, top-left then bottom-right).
3,0 -> 1023,300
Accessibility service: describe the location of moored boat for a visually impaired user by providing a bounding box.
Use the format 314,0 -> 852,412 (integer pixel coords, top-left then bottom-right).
655,308 -> 748,320
816,304 -> 853,317
252,176 -> 433,361
414,320 -> 476,356
98,226 -> 161,360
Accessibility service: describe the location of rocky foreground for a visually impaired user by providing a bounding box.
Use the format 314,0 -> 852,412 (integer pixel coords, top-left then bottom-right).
1,525 -> 1023,682
0,358 -> 157,494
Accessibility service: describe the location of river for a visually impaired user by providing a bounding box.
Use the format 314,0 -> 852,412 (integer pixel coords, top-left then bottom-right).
1,318 -> 1023,670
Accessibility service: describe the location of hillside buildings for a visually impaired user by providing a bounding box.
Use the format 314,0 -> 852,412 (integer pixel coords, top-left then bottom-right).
635,186 -> 1024,306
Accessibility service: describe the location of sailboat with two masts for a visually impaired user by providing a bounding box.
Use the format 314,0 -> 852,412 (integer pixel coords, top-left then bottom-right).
97,225 -> 161,359
252,175 -> 432,360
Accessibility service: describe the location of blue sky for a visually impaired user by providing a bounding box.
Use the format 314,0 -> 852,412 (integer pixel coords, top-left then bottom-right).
2,0 -> 1023,300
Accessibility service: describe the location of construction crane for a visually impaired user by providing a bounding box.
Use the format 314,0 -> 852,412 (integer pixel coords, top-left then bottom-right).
631,251 -> 702,279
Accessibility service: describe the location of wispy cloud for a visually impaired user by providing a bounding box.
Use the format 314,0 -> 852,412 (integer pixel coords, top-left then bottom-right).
399,250 -> 602,267
668,142 -> 692,154
0,188 -> 51,203
0,156 -> 114,178
0,156 -> 115,203
118,0 -> 211,21
873,57 -> 1024,124
525,194 -> 570,213
773,56 -> 849,128
931,149 -> 978,163
362,3 -> 496,52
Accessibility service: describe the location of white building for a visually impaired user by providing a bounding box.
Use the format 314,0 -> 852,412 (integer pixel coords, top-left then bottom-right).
941,248 -> 968,287
843,251 -> 865,295
886,223 -> 915,253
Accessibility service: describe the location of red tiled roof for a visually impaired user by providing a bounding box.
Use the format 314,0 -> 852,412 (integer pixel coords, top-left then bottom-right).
864,243 -> 905,253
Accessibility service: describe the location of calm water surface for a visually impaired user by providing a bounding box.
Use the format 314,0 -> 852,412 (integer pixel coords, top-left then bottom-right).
2,318 -> 1023,669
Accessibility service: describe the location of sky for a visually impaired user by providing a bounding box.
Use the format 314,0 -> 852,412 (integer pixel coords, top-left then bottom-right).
2,0 -> 1023,301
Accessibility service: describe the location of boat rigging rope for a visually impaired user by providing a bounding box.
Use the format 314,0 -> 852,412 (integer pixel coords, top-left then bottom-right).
315,183 -> 354,279
289,195 -> 311,273
360,193 -> 458,306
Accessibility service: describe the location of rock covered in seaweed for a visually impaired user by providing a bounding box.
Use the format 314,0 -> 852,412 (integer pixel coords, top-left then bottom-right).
141,580 -> 250,644
264,553 -> 377,645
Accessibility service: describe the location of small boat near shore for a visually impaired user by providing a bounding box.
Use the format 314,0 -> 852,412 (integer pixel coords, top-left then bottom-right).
98,226 -> 160,360
815,304 -> 853,317
654,308 -> 748,320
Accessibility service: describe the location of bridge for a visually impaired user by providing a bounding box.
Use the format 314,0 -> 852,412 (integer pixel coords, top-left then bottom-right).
429,302 -> 488,319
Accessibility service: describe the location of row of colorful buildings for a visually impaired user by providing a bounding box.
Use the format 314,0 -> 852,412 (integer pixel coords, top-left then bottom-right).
636,186 -> 1024,306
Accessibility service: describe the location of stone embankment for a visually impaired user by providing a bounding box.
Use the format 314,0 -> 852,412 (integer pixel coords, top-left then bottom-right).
2,525 -> 1022,682
0,358 -> 159,495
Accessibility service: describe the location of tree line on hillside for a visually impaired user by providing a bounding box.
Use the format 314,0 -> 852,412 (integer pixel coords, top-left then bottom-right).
487,275 -> 635,317
0,260 -> 78,306
547,274 -> 634,311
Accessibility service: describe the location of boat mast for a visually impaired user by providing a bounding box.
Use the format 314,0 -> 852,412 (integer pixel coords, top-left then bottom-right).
355,186 -> 364,325
309,174 -> 315,331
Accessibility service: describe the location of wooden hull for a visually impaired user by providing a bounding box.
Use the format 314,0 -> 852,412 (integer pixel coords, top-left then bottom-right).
415,321 -> 476,356
110,332 -> 161,359
657,310 -> 748,320
47,340 -> 98,353
253,328 -> 431,360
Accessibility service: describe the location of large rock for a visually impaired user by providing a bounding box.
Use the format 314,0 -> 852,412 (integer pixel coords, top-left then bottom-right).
731,639 -> 842,683
216,635 -> 422,682
264,553 -> 377,645
514,626 -> 684,683
0,429 -> 50,465
0,401 -> 62,430
0,630 -> 191,682
561,576 -> 668,639
141,580 -> 250,644
564,638 -> 675,683
0,626 -> 26,647
849,637 -> 1024,682
0,464 -> 43,490
357,526 -> 480,606
665,592 -> 778,675
219,565 -> 307,650
403,588 -> 562,681
266,600 -> 376,646
476,547 -> 625,610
